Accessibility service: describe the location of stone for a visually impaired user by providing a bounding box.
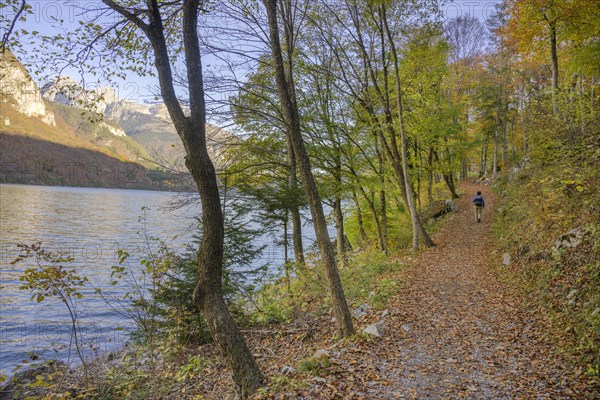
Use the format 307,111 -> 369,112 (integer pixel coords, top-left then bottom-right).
381,309 -> 389,318
444,199 -> 457,211
425,200 -> 455,220
353,304 -> 371,319
553,228 -> 586,255
502,253 -> 511,266
401,323 -> 411,332
314,349 -> 330,359
280,365 -> 295,375
0,360 -> 65,400
363,321 -> 384,337
566,289 -> 579,305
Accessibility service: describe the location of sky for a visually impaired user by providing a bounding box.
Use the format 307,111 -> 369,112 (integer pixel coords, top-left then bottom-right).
3,0 -> 502,105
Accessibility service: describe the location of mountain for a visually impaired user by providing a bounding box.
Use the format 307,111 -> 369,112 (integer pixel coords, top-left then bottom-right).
0,51 -> 181,190
41,77 -> 233,167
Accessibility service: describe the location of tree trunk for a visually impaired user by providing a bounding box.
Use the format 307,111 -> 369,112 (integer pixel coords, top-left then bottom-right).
481,131 -> 488,177
287,140 -> 304,264
592,76 -> 596,119
352,190 -> 369,244
578,76 -> 586,137
350,7 -> 433,249
550,22 -> 559,115
416,144 -> 422,210
283,215 -> 289,264
493,131 -> 499,177
334,196 -> 347,268
520,76 -> 528,155
502,118 -> 508,167
101,1 -> 266,396
443,173 -> 459,199
264,0 -> 353,338
382,6 -> 431,250
377,142 -> 388,252
362,188 -> 385,251
427,148 -> 434,204
380,189 -> 388,252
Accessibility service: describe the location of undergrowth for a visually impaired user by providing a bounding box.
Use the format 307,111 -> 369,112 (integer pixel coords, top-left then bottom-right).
251,250 -> 405,325
492,135 -> 600,384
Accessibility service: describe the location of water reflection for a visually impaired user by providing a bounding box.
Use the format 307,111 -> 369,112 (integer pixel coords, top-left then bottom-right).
0,184 -> 199,375
0,183 -> 324,375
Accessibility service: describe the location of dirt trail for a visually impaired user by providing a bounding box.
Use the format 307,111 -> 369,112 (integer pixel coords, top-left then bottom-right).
341,182 -> 589,399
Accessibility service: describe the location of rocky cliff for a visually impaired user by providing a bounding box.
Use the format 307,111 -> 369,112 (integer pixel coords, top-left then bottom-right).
1,51 -> 56,127
41,78 -> 232,166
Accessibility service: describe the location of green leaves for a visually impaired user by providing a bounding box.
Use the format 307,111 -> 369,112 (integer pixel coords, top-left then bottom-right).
13,243 -> 88,305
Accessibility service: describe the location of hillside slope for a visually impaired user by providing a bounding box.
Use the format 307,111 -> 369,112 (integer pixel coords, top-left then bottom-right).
43,77 -> 233,167
493,135 -> 600,382
0,51 -> 179,190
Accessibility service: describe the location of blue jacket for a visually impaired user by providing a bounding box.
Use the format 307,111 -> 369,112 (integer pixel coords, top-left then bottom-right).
472,195 -> 485,207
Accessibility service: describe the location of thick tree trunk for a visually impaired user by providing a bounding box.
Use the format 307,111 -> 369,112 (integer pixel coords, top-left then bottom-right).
265,0 -> 353,337
156,2 -> 263,396
103,1 -> 265,396
279,1 -> 305,265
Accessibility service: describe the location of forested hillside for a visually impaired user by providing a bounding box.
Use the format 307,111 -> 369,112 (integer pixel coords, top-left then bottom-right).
0,0 -> 597,398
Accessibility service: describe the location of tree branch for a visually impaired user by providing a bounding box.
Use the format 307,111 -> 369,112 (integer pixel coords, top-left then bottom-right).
102,0 -> 150,33
1,0 -> 26,53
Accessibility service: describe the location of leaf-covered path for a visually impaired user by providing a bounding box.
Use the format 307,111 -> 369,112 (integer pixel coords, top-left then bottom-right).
329,182 -> 590,399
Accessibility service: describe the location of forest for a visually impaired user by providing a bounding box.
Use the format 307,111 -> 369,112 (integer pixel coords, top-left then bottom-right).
0,0 -> 598,398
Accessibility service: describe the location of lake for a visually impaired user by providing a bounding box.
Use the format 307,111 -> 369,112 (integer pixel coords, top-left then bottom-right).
0,184 -> 307,375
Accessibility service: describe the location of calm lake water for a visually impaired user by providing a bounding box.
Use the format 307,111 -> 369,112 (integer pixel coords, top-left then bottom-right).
0,184 -> 301,375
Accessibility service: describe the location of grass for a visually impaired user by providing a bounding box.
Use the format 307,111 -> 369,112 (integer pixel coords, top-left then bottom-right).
251,249 -> 406,325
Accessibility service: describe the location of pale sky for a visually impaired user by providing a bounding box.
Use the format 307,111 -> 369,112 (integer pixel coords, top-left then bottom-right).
5,0 -> 501,106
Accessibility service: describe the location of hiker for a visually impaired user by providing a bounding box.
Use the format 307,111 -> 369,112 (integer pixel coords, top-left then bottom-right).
472,191 -> 485,223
